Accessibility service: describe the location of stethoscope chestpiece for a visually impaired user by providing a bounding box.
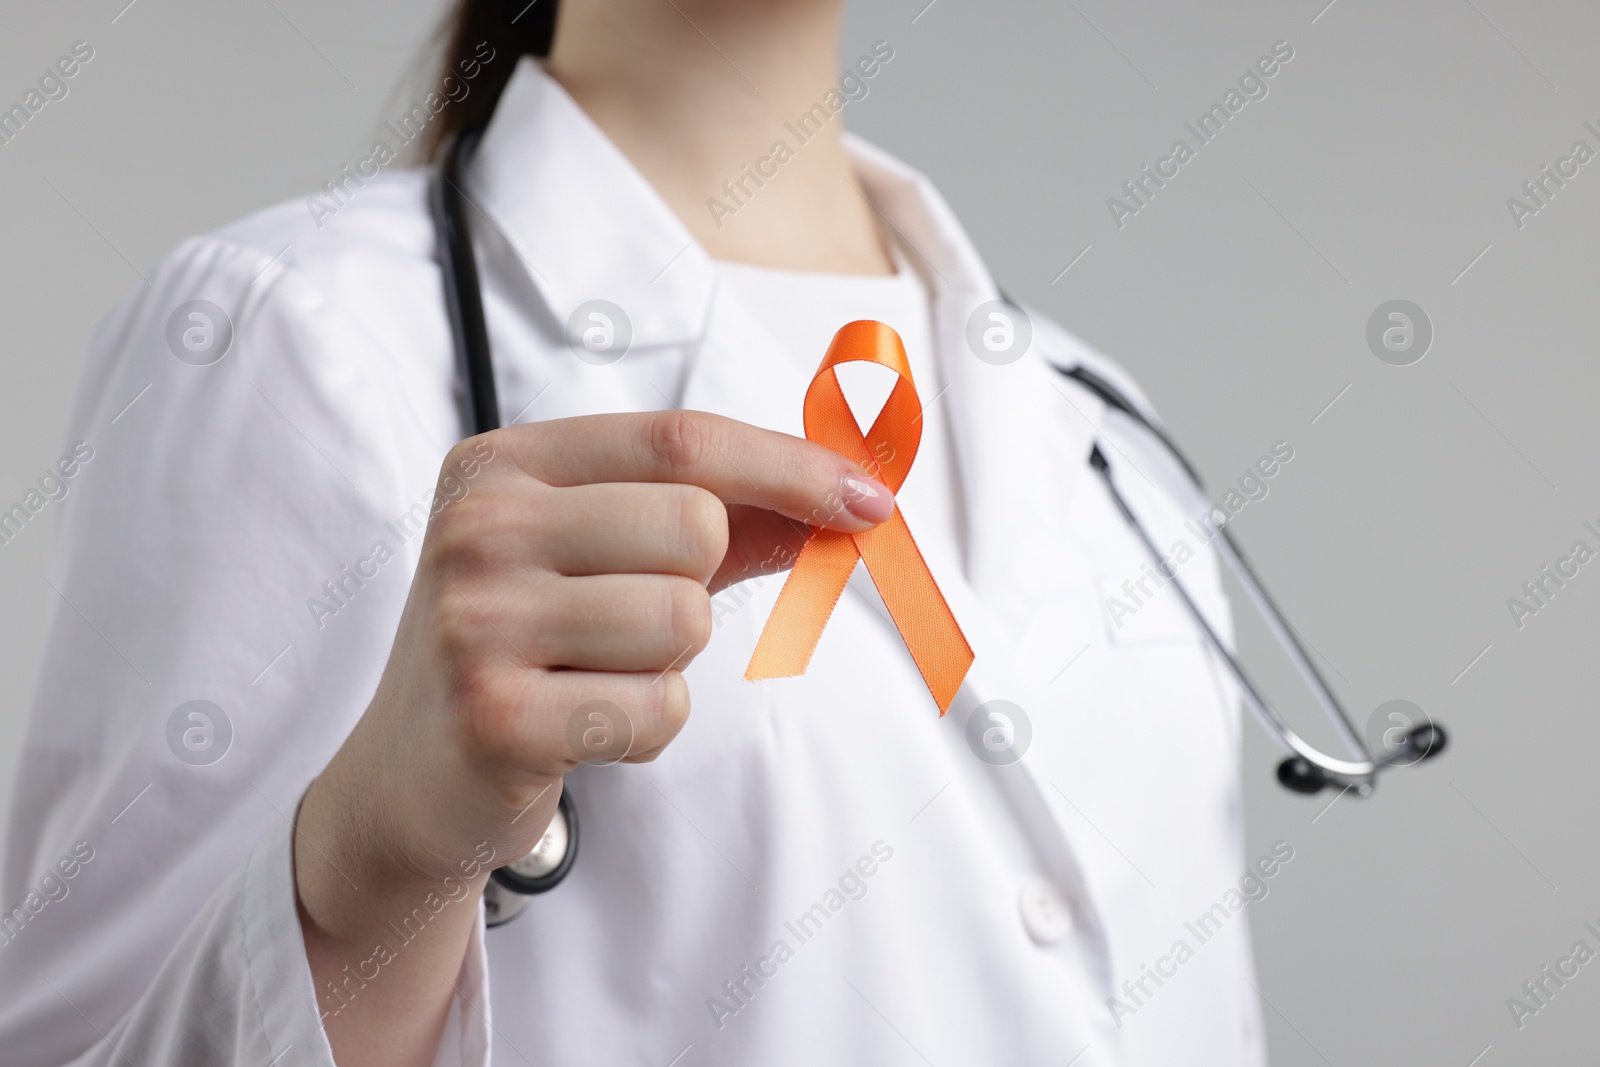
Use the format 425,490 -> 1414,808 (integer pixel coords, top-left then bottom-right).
484,790 -> 579,927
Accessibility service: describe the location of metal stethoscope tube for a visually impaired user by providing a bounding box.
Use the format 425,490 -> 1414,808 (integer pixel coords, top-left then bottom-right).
1082,433 -> 1446,797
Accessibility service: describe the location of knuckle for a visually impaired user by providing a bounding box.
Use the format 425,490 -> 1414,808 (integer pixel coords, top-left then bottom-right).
433,583 -> 489,662
773,444 -> 834,525
673,485 -> 728,576
646,410 -> 708,480
425,489 -> 536,576
425,498 -> 492,572
665,578 -> 713,654
450,659 -> 524,755
441,432 -> 500,488
779,443 -> 815,493
799,465 -> 845,525
441,438 -> 476,478
662,670 -> 692,734
520,669 -> 573,750
649,670 -> 692,746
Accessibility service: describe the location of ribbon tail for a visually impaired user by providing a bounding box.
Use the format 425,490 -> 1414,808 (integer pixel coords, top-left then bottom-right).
856,514 -> 974,715
745,531 -> 859,680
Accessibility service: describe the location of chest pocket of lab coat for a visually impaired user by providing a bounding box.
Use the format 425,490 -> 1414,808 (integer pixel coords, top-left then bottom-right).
1048,457 -> 1241,807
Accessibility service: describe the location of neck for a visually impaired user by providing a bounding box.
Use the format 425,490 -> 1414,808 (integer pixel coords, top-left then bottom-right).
545,0 -> 893,274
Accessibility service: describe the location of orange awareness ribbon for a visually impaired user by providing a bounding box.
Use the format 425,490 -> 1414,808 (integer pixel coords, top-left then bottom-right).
744,320 -> 974,714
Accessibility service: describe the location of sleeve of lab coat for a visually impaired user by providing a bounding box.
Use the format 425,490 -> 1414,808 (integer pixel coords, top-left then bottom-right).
0,230 -> 491,1066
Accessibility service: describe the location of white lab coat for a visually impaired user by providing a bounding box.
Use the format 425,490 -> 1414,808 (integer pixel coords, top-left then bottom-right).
0,57 -> 1266,1067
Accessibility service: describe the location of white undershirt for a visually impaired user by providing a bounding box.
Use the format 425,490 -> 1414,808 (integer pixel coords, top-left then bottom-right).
716,244 -> 965,564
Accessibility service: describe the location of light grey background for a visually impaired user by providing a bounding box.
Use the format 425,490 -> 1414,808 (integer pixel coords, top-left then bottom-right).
3,0 -> 1595,1063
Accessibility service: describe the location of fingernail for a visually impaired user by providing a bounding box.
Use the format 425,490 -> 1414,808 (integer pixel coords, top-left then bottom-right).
841,474 -> 894,525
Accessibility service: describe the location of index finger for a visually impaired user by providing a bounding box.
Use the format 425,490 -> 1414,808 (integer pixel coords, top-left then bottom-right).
495,410 -> 895,532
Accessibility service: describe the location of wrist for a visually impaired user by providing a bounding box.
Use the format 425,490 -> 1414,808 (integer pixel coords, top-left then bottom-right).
293,761 -> 493,947
293,765 -> 492,1067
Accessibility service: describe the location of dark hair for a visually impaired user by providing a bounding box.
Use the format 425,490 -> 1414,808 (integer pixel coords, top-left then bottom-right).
425,0 -> 561,160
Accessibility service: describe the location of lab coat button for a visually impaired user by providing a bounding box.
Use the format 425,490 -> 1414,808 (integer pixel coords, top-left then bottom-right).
1017,878 -> 1074,944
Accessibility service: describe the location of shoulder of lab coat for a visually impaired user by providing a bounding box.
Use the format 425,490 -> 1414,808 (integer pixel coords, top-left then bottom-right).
1023,307 -> 1164,426
0,197 -> 489,1065
1023,301 -> 1238,656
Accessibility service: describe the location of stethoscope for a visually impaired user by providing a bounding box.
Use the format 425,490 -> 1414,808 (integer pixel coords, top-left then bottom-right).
433,126 -> 577,925
430,127 -> 1447,918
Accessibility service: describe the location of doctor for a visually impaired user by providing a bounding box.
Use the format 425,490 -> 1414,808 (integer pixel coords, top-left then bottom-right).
0,0 -> 1264,1064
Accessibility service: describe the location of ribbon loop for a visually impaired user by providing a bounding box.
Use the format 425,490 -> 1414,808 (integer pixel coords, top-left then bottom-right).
744,320 -> 974,714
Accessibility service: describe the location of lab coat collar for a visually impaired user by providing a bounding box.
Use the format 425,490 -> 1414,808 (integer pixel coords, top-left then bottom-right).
468,57 -> 720,351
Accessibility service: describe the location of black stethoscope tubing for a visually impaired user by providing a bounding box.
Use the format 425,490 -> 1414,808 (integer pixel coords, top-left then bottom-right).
434,127 -> 578,899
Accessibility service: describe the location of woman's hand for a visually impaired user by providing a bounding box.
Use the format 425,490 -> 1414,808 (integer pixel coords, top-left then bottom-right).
292,410 -> 893,1067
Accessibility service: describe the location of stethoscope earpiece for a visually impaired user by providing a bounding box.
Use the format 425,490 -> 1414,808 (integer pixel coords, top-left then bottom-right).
1404,722 -> 1448,763
1275,757 -> 1327,795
